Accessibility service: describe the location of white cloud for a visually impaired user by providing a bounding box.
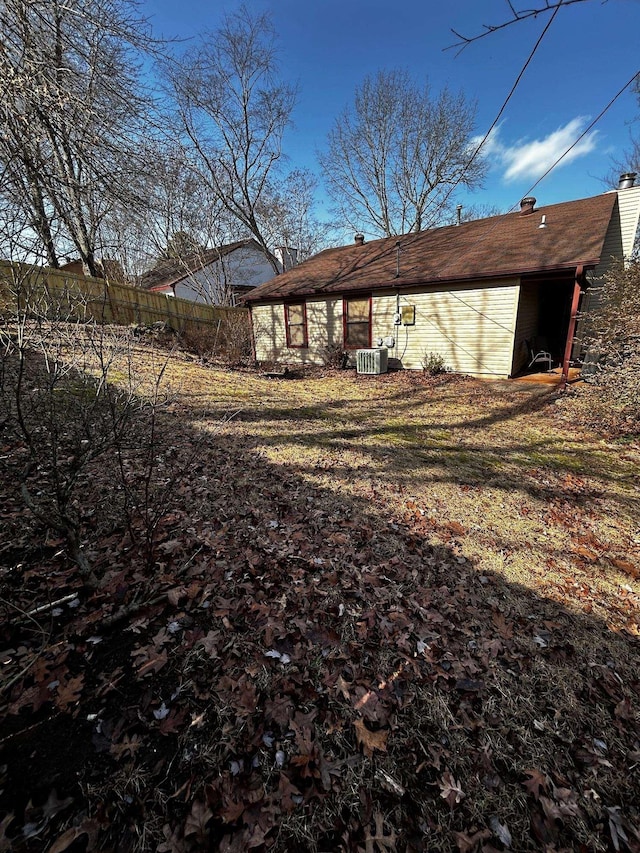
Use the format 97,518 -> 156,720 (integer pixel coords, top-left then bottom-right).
470,125 -> 504,159
473,118 -> 599,183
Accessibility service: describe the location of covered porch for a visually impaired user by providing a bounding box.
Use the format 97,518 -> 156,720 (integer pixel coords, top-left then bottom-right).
511,268 -> 588,380
514,366 -> 582,385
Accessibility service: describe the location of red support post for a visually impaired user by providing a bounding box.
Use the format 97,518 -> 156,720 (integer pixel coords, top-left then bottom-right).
561,264 -> 584,389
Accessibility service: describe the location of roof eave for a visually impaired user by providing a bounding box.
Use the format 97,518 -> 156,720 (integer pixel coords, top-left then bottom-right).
145,242 -> 256,290
246,259 -> 600,304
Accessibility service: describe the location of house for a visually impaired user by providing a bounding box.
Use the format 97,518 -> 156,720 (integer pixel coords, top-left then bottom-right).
140,239 -> 297,307
59,258 -> 127,284
244,177 -> 640,378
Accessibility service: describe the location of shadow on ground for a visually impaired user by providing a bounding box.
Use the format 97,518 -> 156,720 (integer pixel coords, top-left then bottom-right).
1,353 -> 639,852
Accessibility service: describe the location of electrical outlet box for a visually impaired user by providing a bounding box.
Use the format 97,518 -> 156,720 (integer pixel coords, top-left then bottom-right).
402,305 -> 415,325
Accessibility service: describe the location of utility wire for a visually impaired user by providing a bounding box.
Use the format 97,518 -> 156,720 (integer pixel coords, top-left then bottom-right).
517,69 -> 640,205
424,0 -> 563,231
400,0 -> 638,285
432,67 -> 639,284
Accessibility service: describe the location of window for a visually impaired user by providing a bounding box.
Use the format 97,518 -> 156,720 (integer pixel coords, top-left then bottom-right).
285,302 -> 308,348
343,296 -> 371,348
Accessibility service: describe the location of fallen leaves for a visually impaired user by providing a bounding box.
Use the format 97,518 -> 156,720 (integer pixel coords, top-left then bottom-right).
354,718 -> 389,758
439,771 -> 465,809
184,799 -> 212,843
364,811 -> 397,852
522,768 -> 548,799
2,359 -> 640,853
132,645 -> 168,677
454,827 -> 492,852
606,806 -> 640,852
610,557 -> 640,580
48,820 -> 98,853
488,815 -> 512,848
53,674 -> 84,712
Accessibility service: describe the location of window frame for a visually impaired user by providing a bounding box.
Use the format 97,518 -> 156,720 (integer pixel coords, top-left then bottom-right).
342,294 -> 372,349
284,301 -> 308,348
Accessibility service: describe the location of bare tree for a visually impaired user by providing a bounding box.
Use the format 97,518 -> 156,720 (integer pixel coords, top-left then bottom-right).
138,147 -> 237,258
166,5 -> 296,274
319,70 -> 486,237
457,203 -> 505,224
102,143 -> 247,282
256,169 -> 337,263
0,0 -> 160,276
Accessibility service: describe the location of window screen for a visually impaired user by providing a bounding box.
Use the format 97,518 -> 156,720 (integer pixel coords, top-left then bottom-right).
285,303 -> 307,347
344,296 -> 371,348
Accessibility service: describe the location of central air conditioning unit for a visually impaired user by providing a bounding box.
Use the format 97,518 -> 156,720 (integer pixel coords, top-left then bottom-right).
356,347 -> 388,375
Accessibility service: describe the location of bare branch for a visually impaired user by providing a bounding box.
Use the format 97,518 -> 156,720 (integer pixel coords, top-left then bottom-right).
0,0 -> 164,273
445,0 -> 595,53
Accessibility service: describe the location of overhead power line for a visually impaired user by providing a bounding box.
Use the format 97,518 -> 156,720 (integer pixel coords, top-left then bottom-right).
429,1 -> 563,229
517,69 -> 640,204
432,70 -> 639,284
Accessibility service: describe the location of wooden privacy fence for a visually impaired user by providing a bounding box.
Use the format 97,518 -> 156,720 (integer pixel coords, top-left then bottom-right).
0,260 -> 250,349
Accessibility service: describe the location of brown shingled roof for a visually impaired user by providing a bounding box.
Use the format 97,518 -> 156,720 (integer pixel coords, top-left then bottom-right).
244,193 -> 617,303
141,239 -> 263,291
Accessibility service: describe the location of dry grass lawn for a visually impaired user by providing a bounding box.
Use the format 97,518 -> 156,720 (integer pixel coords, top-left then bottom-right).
2,337 -> 640,852
160,357 -> 640,631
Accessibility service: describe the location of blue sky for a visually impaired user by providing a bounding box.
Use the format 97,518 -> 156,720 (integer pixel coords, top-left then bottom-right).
144,0 -> 640,233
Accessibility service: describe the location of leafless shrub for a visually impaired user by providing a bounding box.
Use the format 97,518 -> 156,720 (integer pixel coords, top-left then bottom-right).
320,343 -> 347,369
578,259 -> 640,434
421,350 -> 450,375
0,261 -> 188,590
179,312 -> 252,366
218,311 -> 253,366
179,323 -> 221,360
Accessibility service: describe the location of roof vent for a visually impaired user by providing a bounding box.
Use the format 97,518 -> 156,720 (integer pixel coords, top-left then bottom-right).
618,172 -> 637,189
354,233 -> 365,246
519,197 -> 536,215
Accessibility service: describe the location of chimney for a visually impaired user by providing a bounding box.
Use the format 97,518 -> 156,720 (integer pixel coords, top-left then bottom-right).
274,246 -> 298,271
354,233 -> 365,246
519,197 -> 536,215
618,172 -> 637,189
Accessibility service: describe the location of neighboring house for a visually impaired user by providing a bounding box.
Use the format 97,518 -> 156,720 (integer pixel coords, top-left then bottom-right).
244,178 -> 640,378
140,239 -> 297,306
59,258 -> 127,284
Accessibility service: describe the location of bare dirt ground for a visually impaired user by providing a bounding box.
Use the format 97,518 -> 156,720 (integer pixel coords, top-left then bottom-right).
1,340 -> 639,852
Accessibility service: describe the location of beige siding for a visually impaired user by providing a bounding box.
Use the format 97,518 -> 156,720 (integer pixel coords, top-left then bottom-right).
253,281 -> 520,376
595,187 -> 640,279
372,280 -> 520,377
617,185 -> 640,258
251,297 -> 341,364
511,282 -> 539,374
596,195 -> 625,279
578,187 -> 640,337
251,303 -> 287,362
